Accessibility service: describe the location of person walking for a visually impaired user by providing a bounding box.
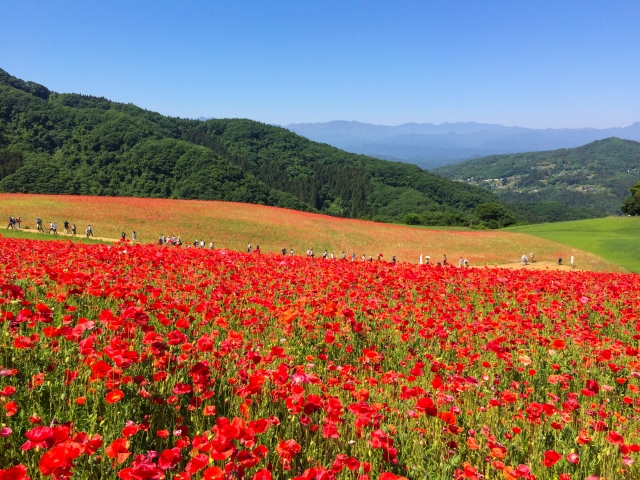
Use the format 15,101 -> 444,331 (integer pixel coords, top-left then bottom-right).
36,218 -> 44,232
7,217 -> 15,229
420,254 -> 423,265
71,224 -> 76,237
530,252 -> 535,263
200,240 -> 205,249
521,254 -> 528,266
310,249 -> 314,259
322,250 -> 328,260
53,223 -> 58,235
289,248 -> 294,256
255,245 -> 260,254
49,222 -> 54,234
209,242 -> 214,249
458,256 -> 463,267
351,253 -> 355,261
86,225 -> 93,237
132,231 -> 137,243
16,216 -> 21,229
121,232 -> 126,241
392,256 -> 396,264
247,243 -> 252,253
64,221 -> 69,234
342,251 -> 346,260
425,255 -> 430,265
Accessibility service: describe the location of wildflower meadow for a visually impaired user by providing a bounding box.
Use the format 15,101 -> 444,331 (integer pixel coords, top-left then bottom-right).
1,237 -> 639,480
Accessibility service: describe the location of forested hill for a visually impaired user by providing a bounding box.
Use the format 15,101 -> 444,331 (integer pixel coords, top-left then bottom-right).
433,138 -> 640,217
0,68 -> 504,226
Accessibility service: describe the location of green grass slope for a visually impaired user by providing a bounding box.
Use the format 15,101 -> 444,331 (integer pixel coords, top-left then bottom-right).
434,137 -> 640,218
507,216 -> 640,272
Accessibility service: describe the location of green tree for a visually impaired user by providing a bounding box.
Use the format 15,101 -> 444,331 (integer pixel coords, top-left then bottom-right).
621,182 -> 640,216
476,202 -> 517,229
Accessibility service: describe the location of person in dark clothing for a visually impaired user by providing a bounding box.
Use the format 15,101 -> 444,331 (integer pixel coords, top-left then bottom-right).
7,217 -> 15,229
36,219 -> 44,232
64,221 -> 69,234
71,224 -> 76,236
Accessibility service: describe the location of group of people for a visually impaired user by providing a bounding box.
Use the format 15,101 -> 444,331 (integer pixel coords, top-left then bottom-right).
35,219 -> 93,237
158,235 -> 214,249
299,248 -> 397,264
6,216 -> 21,229
520,252 -> 535,265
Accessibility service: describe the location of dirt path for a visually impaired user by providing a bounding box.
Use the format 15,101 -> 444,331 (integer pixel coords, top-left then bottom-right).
0,227 -> 589,271
1,226 -> 121,243
478,260 -> 582,271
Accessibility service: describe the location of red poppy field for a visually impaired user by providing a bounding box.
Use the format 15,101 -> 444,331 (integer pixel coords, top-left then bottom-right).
1,237 -> 640,480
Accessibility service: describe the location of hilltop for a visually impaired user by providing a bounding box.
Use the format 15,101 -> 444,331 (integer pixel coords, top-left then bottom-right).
433,137 -> 640,219
0,68 -> 500,227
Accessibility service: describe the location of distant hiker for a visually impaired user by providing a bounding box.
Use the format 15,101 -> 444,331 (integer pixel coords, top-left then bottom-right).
200,240 -> 205,249
306,248 -> 310,257
290,249 -> 294,256
247,243 -> 252,253
521,254 -> 528,266
351,253 -> 355,261
194,239 -> 198,247
342,251 -> 346,260
64,221 -> 69,234
368,256 -> 373,262
361,255 -> 365,262
464,258 -> 469,267
52,223 -> 58,235
132,231 -> 137,243
425,255 -> 430,265
210,242 -> 214,249
49,222 -> 54,234
255,245 -> 260,254
177,237 -> 182,246
71,224 -> 76,236
392,256 -> 396,264
443,254 -> 447,266
86,225 -> 93,237
282,247 -> 287,255
16,216 -> 21,229
36,218 -> 44,232
458,256 -> 463,267
558,257 -> 563,265
530,252 -> 535,263
310,249 -> 314,258
322,250 -> 328,260
331,252 -> 335,260
7,217 -> 15,229
121,232 -> 126,240
420,254 -> 423,265
377,253 -> 382,261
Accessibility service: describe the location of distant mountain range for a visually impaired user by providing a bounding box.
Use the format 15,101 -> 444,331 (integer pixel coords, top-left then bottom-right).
286,121 -> 640,170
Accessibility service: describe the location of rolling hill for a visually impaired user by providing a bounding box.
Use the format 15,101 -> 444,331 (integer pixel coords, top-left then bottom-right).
433,137 -> 640,218
0,68 -> 501,227
0,193 -> 619,271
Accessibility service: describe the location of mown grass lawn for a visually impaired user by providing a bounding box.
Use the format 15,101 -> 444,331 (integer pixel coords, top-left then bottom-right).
508,216 -> 640,272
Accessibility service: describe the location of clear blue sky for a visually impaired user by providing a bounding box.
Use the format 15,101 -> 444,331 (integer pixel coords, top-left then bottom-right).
1,0 -> 639,128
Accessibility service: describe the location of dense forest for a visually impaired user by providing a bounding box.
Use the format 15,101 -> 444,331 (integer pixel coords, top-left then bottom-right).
0,68 -> 519,227
434,137 -> 640,217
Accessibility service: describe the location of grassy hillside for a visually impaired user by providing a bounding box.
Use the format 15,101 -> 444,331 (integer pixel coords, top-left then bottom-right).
0,68 -> 501,226
508,216 -> 640,272
0,193 -> 619,271
434,137 -> 640,218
